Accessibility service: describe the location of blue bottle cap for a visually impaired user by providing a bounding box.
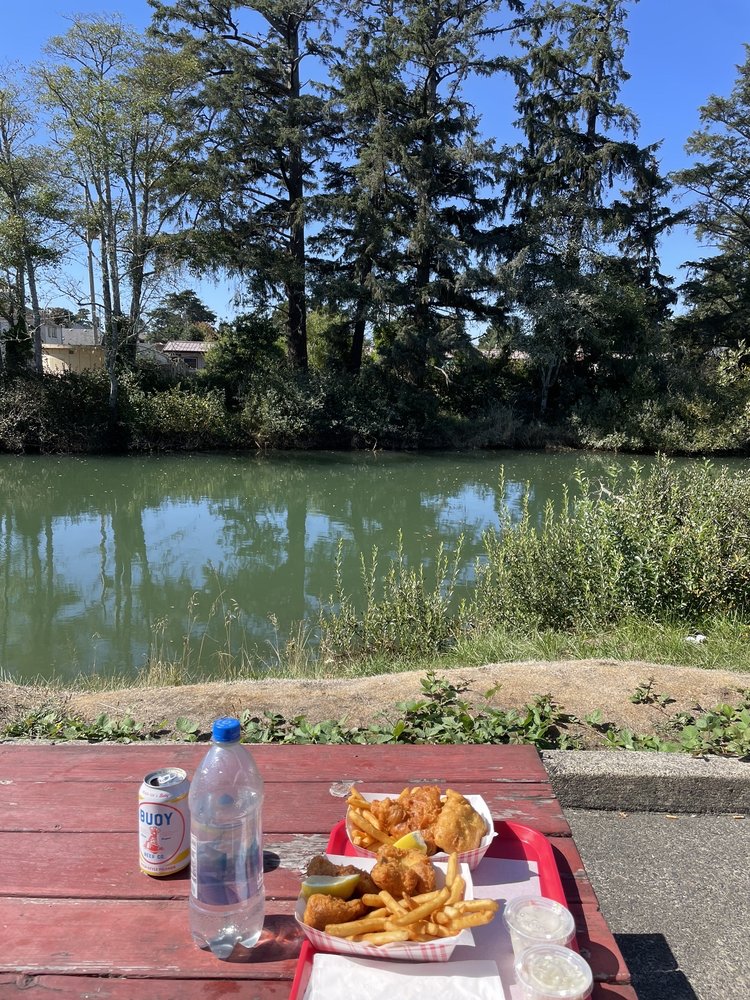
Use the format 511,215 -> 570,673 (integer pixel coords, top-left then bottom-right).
212,717 -> 241,743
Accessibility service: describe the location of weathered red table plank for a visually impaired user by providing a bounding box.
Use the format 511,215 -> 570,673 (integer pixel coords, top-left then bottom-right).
0,743 -> 549,783
0,779 -> 565,834
0,899 -> 300,978
569,903 -> 630,984
550,837 -> 601,906
0,896 -> 626,986
0,832 -> 330,899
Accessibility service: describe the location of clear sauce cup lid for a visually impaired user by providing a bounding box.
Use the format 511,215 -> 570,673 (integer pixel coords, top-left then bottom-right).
502,894 -> 575,943
514,943 -> 593,1000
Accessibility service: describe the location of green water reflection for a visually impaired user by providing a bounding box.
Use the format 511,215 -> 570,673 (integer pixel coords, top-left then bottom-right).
0,451 -> 743,682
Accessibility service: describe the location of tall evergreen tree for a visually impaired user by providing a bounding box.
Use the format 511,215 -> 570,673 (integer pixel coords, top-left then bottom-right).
148,289 -> 217,341
502,0 -> 674,412
148,0 -> 338,371
673,45 -> 750,351
610,149 -> 679,326
318,0 -> 520,383
311,7 -> 405,374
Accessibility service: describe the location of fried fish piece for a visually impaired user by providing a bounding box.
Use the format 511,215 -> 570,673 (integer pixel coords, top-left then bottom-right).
371,844 -> 436,898
368,796 -> 409,833
368,785 -> 443,848
306,855 -> 378,896
394,785 -> 443,844
433,788 -> 487,853
303,893 -> 368,930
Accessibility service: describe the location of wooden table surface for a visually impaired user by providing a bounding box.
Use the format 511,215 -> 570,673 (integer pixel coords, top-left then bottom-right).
0,743 -> 637,999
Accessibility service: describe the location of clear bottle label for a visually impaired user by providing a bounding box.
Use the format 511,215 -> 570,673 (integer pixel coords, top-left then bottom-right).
190,823 -> 263,906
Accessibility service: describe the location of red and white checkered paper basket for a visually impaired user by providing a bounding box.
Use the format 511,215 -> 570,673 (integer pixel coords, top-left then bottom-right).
345,791 -> 496,871
294,854 -> 475,963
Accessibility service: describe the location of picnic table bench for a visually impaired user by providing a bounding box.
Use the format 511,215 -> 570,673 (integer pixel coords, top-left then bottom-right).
0,743 -> 637,998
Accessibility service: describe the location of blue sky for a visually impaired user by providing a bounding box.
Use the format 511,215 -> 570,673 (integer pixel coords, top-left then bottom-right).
3,1 -> 750,319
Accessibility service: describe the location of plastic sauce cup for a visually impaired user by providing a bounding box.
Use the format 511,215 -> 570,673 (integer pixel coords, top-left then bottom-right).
514,944 -> 593,1000
502,895 -> 576,957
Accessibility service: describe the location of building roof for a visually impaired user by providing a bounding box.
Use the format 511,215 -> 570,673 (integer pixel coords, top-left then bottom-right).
163,340 -> 213,353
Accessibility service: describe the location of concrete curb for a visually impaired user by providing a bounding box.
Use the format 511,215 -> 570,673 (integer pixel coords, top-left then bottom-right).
541,750 -> 750,813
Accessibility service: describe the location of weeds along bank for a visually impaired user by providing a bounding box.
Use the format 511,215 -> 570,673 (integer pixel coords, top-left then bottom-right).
318,460 -> 750,663
3,671 -> 749,757
1,358 -> 750,454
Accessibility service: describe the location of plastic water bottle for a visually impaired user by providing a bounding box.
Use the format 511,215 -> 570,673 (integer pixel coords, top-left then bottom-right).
189,717 -> 265,957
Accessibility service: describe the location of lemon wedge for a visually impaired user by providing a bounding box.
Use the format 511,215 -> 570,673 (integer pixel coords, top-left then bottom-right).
392,830 -> 428,853
300,873 -> 361,901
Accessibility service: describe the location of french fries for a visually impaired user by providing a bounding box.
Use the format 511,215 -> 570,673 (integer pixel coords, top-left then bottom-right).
388,887 -> 450,926
347,806 -> 396,845
303,851 -> 498,947
346,788 -> 397,850
325,915 -> 391,938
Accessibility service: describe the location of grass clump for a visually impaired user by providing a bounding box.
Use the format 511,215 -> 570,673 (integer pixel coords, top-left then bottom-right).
321,535 -> 463,662
319,459 -> 750,663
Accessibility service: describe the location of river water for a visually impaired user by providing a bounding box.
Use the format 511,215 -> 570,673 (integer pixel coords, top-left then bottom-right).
0,450 -> 742,682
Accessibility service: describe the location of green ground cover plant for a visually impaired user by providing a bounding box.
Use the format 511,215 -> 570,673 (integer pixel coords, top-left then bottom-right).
1,355 -> 749,455
2,672 -> 748,758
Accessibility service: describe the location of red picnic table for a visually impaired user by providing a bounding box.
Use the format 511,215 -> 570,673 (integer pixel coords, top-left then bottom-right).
0,743 -> 637,999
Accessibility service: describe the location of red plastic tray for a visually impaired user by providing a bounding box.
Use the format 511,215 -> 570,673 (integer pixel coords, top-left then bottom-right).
288,819 -> 570,1000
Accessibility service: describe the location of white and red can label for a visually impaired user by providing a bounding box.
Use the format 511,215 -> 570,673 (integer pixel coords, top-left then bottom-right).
139,767 -> 190,877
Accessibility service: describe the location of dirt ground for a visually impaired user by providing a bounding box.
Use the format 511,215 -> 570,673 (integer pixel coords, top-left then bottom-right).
1,659 -> 748,745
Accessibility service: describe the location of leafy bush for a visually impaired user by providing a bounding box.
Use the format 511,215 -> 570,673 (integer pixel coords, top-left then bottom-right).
0,371 -> 111,453
201,313 -> 285,405
321,459 -> 750,651
121,379 -> 241,451
241,366 -> 340,448
469,459 -> 750,630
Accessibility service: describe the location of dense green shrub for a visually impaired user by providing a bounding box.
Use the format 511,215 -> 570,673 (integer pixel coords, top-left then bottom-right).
0,371 -> 111,453
472,460 -> 750,629
568,350 -> 750,454
201,314 -> 285,406
321,460 -> 750,657
240,364 -> 455,450
2,333 -> 750,455
121,379 -> 241,451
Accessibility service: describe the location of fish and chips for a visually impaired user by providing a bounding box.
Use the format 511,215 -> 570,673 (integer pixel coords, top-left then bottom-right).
300,846 -> 498,946
347,785 -> 488,855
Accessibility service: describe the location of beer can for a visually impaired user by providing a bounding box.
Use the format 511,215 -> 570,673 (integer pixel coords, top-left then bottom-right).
139,767 -> 190,877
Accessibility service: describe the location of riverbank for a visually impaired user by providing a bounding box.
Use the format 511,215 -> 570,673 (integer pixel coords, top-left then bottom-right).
2,659 -> 749,750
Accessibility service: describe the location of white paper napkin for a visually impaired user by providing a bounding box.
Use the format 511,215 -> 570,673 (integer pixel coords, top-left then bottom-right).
305,954 -> 507,999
